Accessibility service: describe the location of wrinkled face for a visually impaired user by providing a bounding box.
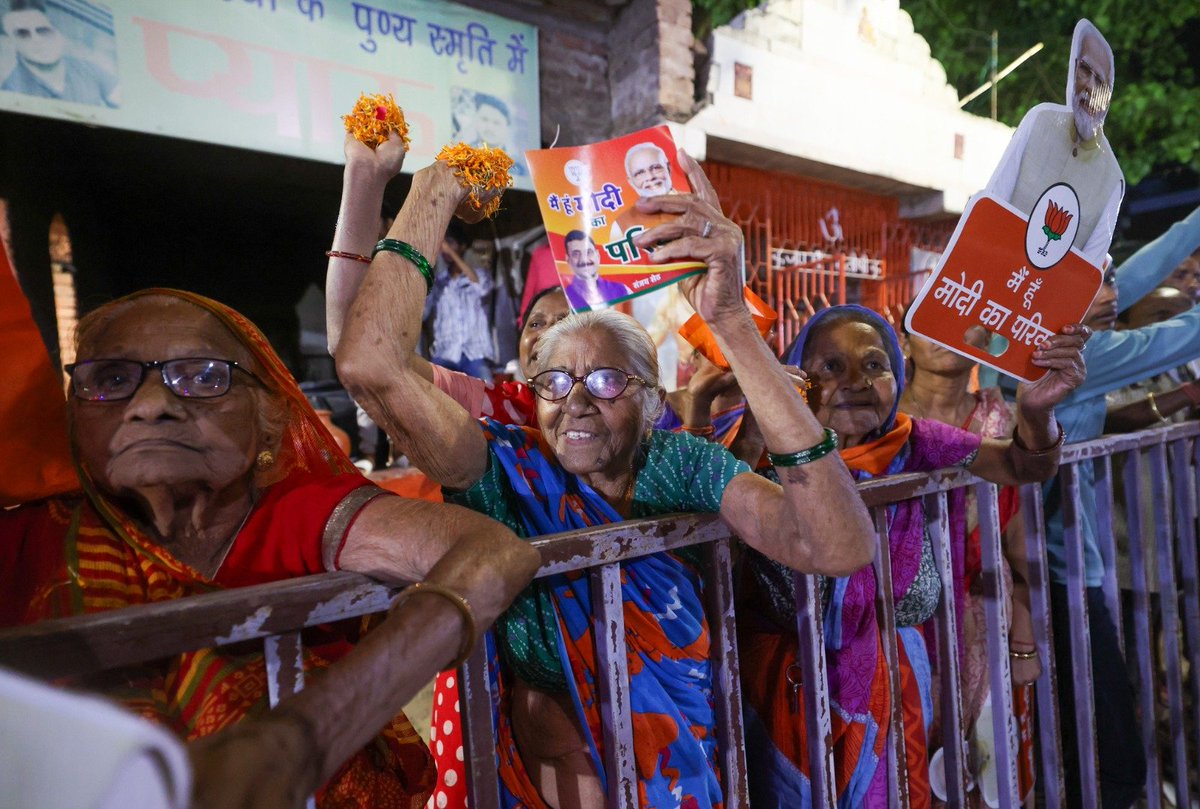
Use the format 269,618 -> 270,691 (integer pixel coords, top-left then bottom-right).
70,298 -> 268,500
1083,268 -> 1119,331
1164,257 -> 1200,301
905,326 -> 986,376
566,236 -> 599,282
535,329 -> 646,479
518,289 -> 570,377
803,320 -> 897,446
3,9 -> 65,67
627,148 -> 671,197
1121,288 -> 1192,330
474,102 -> 509,147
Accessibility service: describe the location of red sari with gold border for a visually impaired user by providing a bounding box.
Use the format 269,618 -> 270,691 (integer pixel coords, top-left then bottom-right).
0,289 -> 434,808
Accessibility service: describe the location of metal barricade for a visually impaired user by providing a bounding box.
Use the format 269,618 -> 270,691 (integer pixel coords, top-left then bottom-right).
2,421 -> 1197,808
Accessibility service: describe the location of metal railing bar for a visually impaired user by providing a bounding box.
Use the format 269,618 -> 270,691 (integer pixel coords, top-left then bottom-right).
264,631 -> 305,707
1093,454 -> 1125,654
590,562 -> 637,809
924,490 -> 968,806
704,538 -> 749,809
1018,482 -> 1064,807
793,568 -> 836,809
530,513 -> 729,575
1166,441 -> 1200,801
1056,421 -> 1200,463
976,481 -> 1021,807
460,640 -> 502,809
870,506 -> 910,809
1124,449 -> 1163,808
1060,462 -> 1100,799
0,571 -> 396,679
1150,443 -> 1189,809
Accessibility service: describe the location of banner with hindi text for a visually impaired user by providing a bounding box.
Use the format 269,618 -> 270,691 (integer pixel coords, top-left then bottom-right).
0,0 -> 538,188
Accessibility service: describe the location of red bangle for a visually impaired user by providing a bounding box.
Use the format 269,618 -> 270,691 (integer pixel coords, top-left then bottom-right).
325,250 -> 372,264
681,424 -> 715,437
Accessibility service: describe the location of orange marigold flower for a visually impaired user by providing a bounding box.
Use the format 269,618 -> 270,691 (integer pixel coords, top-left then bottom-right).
436,142 -> 515,219
342,92 -> 411,150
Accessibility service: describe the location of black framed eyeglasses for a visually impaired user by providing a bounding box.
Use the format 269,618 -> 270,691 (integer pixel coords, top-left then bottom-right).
528,368 -> 650,402
64,358 -> 262,402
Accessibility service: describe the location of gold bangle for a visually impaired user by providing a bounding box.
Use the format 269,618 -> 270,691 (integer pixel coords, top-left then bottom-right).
391,581 -> 477,668
1009,647 -> 1040,661
1147,391 -> 1169,424
1012,420 -> 1064,455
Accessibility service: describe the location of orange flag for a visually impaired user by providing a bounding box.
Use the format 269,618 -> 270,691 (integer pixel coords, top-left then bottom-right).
0,247 -> 78,505
678,286 -> 778,369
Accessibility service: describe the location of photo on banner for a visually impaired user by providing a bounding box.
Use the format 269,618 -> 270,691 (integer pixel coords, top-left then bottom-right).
0,0 -> 118,108
905,17 -> 1116,382
0,0 -> 539,187
525,125 -> 706,312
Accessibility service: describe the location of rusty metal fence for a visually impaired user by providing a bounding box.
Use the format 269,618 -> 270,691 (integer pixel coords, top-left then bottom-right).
3,420 -> 1199,808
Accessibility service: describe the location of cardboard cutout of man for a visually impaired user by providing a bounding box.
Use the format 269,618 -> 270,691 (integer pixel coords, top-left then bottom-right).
986,19 -> 1122,265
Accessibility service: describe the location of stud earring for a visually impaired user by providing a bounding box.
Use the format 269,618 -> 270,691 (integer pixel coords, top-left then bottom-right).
255,450 -> 275,469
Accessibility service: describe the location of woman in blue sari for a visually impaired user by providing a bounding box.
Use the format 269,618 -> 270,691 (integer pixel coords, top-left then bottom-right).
337,152 -> 878,808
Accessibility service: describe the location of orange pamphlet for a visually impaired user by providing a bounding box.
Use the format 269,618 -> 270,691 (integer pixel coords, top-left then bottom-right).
525,126 -> 705,311
905,188 -> 1103,382
679,287 -> 778,370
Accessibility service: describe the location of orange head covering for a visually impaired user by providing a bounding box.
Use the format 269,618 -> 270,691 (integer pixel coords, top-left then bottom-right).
67,288 -> 357,572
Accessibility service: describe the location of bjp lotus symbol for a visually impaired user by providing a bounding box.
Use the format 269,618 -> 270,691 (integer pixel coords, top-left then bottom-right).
1038,201 -> 1074,257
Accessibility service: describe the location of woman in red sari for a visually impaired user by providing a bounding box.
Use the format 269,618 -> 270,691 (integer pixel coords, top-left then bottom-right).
0,288 -> 539,808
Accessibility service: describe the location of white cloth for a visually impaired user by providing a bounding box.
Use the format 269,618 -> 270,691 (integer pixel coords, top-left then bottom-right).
424,261 -> 496,362
985,103 -> 1124,264
0,667 -> 191,809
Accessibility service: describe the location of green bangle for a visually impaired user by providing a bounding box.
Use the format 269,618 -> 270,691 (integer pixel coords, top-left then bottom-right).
373,239 -> 434,292
768,427 -> 838,467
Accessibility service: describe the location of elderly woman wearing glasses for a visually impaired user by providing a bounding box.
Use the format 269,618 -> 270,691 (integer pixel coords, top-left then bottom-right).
0,288 -> 540,808
336,154 -> 876,809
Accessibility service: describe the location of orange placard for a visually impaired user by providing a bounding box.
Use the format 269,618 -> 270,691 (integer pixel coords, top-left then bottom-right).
905,190 -> 1103,382
525,126 -> 705,312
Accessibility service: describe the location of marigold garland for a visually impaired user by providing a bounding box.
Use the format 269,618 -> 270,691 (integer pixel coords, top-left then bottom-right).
342,92 -> 411,149
436,142 -> 515,219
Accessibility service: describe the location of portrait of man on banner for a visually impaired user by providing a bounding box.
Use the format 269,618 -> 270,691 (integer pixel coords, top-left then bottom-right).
0,0 -> 119,108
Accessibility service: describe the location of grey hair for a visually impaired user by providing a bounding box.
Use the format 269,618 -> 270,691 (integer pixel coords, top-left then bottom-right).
530,309 -> 665,435
624,142 -> 670,177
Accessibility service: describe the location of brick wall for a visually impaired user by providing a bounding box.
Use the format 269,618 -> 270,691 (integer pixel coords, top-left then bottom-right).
518,0 -> 695,147
538,28 -> 613,147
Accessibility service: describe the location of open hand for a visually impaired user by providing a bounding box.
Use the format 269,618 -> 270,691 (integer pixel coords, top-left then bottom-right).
1015,323 -> 1090,415
632,150 -> 746,326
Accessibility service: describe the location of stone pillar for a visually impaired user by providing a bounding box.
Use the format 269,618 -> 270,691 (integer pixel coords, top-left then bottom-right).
608,0 -> 694,136
538,28 -> 612,147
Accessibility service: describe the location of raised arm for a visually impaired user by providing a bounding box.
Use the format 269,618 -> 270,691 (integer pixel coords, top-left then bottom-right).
1114,204 -> 1200,313
190,500 -> 539,809
967,326 -> 1088,485
336,161 -> 490,489
635,153 -> 874,577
